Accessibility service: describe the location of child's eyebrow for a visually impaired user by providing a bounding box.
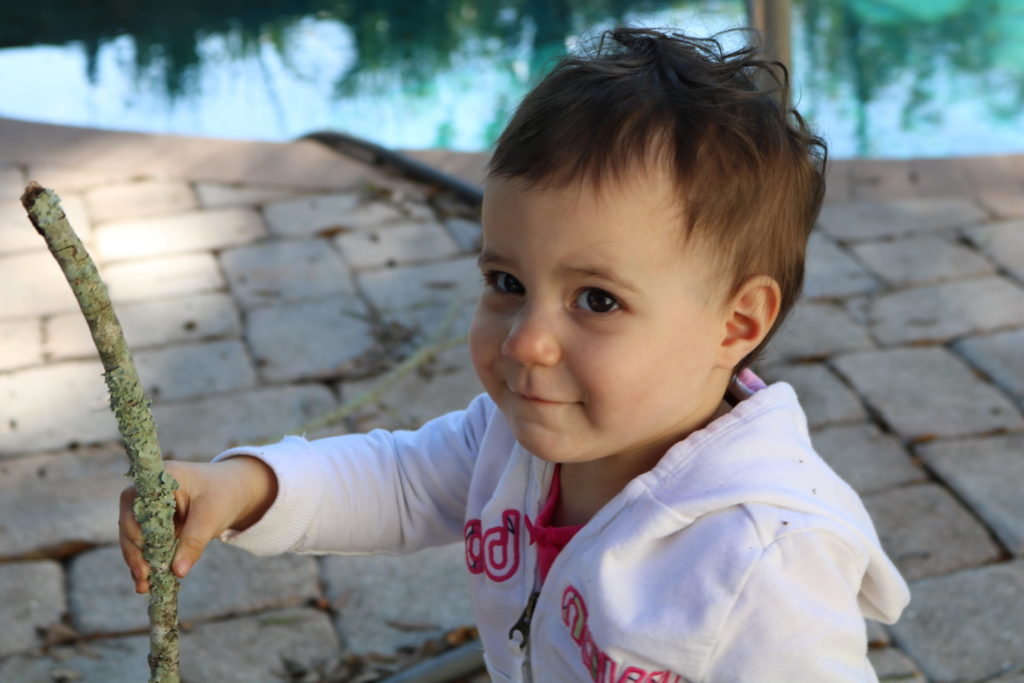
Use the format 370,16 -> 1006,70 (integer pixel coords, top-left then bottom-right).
563,265 -> 640,294
476,250 -> 506,268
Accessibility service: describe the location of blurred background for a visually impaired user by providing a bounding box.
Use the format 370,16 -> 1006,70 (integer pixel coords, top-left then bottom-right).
1,0 -> 1023,159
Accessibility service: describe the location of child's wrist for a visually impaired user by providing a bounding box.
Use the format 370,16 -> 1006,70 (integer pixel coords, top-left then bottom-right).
225,456 -> 279,531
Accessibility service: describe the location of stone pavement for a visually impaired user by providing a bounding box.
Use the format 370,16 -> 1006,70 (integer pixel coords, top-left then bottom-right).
0,115 -> 1023,682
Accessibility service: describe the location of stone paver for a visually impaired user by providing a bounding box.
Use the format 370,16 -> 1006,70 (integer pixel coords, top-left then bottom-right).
0,319 -> 41,371
321,543 -> 473,655
965,219 -> 1024,283
832,347 -> 1024,441
180,609 -> 341,682
0,560 -> 65,657
0,444 -> 126,558
863,483 -> 1002,580
0,359 -> 119,456
195,182 -> 300,208
811,422 -> 924,495
69,542 -> 320,634
264,192 -> 402,237
335,219 -> 460,269
850,235 -> 996,286
891,561 -> 1024,682
152,384 -> 336,460
763,301 -> 874,363
357,256 -> 481,312
0,165 -> 25,202
954,327 -> 1024,405
0,634 -> 150,682
919,433 -> 1024,556
868,648 -> 925,681
246,299 -> 376,383
0,250 -> 83,319
101,252 -> 226,303
84,179 -> 197,223
756,363 -> 867,428
869,276 -> 1024,345
444,216 -> 483,252
818,198 -> 986,241
803,232 -> 878,299
134,339 -> 256,401
220,238 -> 355,308
45,292 -> 242,360
94,208 -> 266,262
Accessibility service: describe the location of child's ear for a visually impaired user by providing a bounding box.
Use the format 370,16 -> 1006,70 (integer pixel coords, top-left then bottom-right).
717,275 -> 781,367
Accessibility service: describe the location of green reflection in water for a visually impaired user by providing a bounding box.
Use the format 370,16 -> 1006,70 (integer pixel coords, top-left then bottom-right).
1,0 -> 1023,154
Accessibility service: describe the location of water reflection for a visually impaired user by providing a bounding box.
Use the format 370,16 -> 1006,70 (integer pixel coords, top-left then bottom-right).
1,0 -> 1023,156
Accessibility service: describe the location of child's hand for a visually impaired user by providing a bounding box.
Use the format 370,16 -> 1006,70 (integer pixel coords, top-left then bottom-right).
118,457 -> 278,594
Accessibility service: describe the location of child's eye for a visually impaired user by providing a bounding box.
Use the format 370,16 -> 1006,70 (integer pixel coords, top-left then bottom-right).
484,271 -> 525,295
575,288 -> 620,313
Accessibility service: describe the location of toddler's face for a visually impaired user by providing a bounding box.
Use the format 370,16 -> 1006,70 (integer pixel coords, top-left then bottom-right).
470,169 -> 735,472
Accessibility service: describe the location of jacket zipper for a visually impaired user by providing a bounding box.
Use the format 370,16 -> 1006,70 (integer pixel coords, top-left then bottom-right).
508,589 -> 540,649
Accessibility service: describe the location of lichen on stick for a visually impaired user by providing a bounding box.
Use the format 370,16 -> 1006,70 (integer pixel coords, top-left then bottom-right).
21,182 -> 181,683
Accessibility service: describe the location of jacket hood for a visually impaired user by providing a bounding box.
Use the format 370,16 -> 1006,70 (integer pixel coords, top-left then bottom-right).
632,377 -> 910,624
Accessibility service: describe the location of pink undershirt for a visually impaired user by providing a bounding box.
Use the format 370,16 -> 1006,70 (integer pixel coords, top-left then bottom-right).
525,464 -> 585,585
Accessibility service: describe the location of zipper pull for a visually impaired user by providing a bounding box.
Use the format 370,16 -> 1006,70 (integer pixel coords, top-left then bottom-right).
508,590 -> 540,649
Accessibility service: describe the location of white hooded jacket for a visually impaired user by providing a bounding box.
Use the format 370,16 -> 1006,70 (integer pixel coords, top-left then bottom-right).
216,379 -> 909,682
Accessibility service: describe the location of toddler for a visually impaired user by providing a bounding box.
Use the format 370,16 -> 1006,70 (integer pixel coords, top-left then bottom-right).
121,28 -> 909,682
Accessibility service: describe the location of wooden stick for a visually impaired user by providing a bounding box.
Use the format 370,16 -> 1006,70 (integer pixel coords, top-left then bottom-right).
21,182 -> 180,683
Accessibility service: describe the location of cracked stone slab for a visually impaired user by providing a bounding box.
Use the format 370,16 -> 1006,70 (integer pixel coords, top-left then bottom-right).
0,250 -> 83,319
954,327 -> 1024,405
863,483 -> 1002,580
803,233 -> 878,299
756,363 -> 867,428
0,193 -> 91,256
811,422 -> 924,495
246,299 -> 376,383
0,359 -> 119,456
84,179 -> 197,223
357,256 -> 481,312
0,634 -> 150,682
763,302 -> 873,363
0,319 -> 42,371
891,561 -> 1024,682
94,208 -> 266,262
45,292 -> 242,360
0,560 -> 65,657
344,338 -> 481,433
334,219 -> 460,270
220,238 -> 356,308
320,543 -> 473,655
195,182 -> 302,208
850,236 -> 995,286
263,192 -> 403,237
832,347 -> 1024,440
0,165 -> 25,202
965,219 -> 1024,283
69,542 -> 320,634
0,444 -> 126,559
134,339 -> 256,402
817,198 -> 986,242
180,608 -> 341,682
919,433 -> 1024,556
444,216 -> 483,252
101,252 -> 226,303
868,648 -> 925,681
152,384 -> 336,460
869,276 -> 1024,345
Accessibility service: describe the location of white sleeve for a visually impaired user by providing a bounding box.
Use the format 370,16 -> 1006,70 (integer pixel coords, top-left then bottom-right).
212,394 -> 495,557
702,531 -> 878,682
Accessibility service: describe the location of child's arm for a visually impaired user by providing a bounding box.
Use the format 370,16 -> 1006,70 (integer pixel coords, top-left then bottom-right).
118,456 -> 278,594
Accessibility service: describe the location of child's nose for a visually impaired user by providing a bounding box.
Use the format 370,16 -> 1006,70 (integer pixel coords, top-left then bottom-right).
500,306 -> 561,367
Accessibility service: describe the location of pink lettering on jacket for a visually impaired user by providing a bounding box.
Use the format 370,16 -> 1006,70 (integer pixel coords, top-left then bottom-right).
561,585 -> 686,683
464,509 -> 521,582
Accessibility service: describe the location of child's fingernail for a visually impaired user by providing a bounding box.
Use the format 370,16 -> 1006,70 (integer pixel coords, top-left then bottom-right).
173,560 -> 191,578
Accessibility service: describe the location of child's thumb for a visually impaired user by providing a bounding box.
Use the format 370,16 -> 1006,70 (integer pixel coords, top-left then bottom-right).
172,511 -> 216,579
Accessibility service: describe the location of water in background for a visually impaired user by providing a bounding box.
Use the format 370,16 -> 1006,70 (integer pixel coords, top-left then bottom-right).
1,0 -> 1023,158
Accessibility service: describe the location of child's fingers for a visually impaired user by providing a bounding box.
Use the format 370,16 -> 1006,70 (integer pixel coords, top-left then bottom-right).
170,495 -> 219,580
117,486 -> 149,593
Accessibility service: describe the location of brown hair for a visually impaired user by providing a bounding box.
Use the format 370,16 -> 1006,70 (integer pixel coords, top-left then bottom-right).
488,27 -> 827,369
